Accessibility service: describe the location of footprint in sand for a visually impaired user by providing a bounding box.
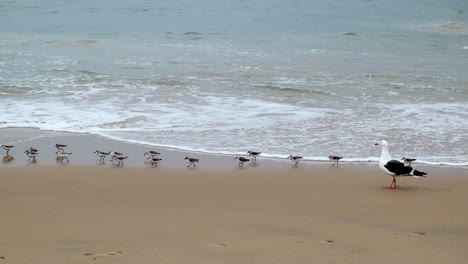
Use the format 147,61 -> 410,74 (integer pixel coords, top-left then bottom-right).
84,251 -> 123,259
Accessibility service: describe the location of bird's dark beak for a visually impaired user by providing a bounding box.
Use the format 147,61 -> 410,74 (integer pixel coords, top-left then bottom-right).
374,143 -> 380,146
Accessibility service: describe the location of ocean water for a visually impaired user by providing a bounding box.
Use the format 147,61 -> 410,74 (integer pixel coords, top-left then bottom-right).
1,0 -> 467,165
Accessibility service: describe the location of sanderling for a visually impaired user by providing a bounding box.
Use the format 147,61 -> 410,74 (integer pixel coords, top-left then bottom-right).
328,156 -> 343,167
401,157 -> 417,166
55,144 -> 67,152
144,151 -> 161,157
94,150 -> 111,163
184,157 -> 199,168
148,156 -> 162,167
113,156 -> 128,166
247,151 -> 261,161
109,151 -> 124,161
1,144 -> 14,156
287,155 -> 303,166
24,148 -> 39,162
55,151 -> 72,164
234,156 -> 250,168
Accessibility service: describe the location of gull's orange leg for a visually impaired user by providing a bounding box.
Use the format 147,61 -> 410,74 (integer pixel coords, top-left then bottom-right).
385,177 -> 397,189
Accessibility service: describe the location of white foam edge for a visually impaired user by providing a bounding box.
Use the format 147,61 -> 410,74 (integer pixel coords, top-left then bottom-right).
2,125 -> 467,167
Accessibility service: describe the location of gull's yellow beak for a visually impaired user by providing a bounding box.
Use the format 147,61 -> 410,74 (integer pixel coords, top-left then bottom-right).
374,142 -> 380,146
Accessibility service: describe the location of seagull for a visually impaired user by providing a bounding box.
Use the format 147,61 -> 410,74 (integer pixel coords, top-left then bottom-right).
328,156 -> 343,167
55,151 -> 72,164
1,144 -> 14,156
148,156 -> 162,167
234,156 -> 250,168
401,157 -> 417,166
247,151 -> 261,161
184,157 -> 199,167
94,150 -> 111,163
144,151 -> 161,157
375,140 -> 427,189
287,155 -> 303,166
113,156 -> 128,166
55,144 -> 67,152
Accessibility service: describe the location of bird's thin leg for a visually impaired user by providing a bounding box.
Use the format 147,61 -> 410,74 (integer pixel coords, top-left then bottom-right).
386,177 -> 397,189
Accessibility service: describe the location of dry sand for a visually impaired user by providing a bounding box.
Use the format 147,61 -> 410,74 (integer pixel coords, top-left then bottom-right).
1,128 -> 468,264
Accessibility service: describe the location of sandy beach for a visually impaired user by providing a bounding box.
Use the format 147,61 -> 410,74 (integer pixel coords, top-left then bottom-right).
1,128 -> 468,264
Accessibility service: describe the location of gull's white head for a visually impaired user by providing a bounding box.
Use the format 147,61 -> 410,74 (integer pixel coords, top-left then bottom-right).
374,140 -> 388,147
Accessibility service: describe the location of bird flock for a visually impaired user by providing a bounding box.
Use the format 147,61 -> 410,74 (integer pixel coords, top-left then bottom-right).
1,144 -> 352,168
3,140 -> 428,189
3,141 -> 428,190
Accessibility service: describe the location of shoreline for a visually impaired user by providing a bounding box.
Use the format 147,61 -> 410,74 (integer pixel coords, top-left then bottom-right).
1,127 -> 467,170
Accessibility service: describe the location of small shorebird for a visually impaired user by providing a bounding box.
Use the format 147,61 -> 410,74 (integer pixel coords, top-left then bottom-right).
28,147 -> 39,153
24,148 -> 39,162
114,156 -> 128,166
234,156 -> 250,168
375,140 -> 427,189
148,156 -> 162,167
55,151 -> 72,164
184,157 -> 199,167
287,155 -> 303,166
55,144 -> 67,152
401,157 -> 417,166
94,150 -> 111,163
1,144 -> 14,156
110,151 -> 124,161
247,151 -> 261,161
328,155 -> 343,167
144,151 -> 161,157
